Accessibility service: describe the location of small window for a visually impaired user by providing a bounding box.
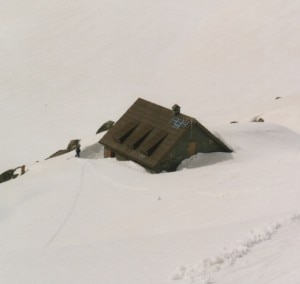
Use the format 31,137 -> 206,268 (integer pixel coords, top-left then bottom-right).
170,116 -> 189,129
114,121 -> 138,143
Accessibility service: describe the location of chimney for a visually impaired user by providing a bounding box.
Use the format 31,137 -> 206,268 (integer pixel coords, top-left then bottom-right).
172,104 -> 180,116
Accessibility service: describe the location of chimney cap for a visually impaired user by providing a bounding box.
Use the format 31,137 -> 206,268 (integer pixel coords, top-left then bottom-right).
172,104 -> 180,115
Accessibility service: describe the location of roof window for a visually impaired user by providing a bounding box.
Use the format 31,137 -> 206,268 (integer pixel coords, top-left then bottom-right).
126,124 -> 153,149
140,130 -> 167,156
114,121 -> 138,143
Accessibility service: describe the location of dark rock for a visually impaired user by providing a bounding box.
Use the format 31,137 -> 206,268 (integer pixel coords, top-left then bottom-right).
251,116 -> 264,123
67,139 -> 81,151
0,169 -> 18,184
14,165 -> 26,175
46,149 -> 69,160
96,120 -> 115,134
21,165 -> 26,175
230,121 -> 238,124
46,139 -> 81,160
275,97 -> 282,100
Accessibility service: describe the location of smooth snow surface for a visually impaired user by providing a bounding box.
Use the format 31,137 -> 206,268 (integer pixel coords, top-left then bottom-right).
1,1 -> 300,284
1,0 -> 300,170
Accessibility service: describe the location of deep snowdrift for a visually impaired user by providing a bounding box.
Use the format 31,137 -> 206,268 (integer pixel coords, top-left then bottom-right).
1,123 -> 300,283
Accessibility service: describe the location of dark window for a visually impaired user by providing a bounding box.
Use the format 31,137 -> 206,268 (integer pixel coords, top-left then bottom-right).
140,130 -> 167,156
126,124 -> 153,149
114,121 -> 138,143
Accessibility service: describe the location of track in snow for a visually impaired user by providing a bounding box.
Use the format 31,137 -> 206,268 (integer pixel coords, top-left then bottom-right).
44,160 -> 85,248
171,213 -> 300,284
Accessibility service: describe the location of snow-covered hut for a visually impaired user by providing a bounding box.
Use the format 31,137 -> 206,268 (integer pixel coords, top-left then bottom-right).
99,98 -> 231,172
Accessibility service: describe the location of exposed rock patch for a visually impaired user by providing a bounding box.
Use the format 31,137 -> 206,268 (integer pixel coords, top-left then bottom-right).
46,149 -> 69,159
96,120 -> 114,134
0,165 -> 26,184
67,139 -> 80,151
46,139 -> 81,160
251,116 -> 264,122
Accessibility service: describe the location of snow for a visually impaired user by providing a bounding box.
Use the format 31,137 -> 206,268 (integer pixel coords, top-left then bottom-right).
2,0 -> 300,171
1,1 -> 300,283
172,214 -> 300,283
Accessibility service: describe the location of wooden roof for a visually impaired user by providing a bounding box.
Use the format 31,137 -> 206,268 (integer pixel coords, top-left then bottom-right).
100,98 -> 231,169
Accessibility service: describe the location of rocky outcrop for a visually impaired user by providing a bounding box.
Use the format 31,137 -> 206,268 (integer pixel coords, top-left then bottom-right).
46,149 -> 69,159
0,169 -> 18,184
251,116 -> 264,122
46,139 -> 81,160
67,139 -> 80,151
96,120 -> 115,134
0,165 -> 26,184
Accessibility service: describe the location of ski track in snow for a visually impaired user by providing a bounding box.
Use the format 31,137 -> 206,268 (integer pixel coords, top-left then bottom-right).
44,160 -> 85,248
170,212 -> 300,284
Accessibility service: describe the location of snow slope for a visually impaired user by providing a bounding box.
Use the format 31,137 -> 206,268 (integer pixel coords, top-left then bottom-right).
1,123 -> 300,284
1,1 -> 300,284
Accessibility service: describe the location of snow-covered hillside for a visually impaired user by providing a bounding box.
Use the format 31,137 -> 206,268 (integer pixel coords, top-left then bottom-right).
1,123 -> 300,284
1,0 -> 300,171
1,1 -> 300,284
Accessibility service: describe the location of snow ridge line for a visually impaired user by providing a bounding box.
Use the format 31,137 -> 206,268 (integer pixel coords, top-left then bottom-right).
171,212 -> 300,284
44,161 -> 85,248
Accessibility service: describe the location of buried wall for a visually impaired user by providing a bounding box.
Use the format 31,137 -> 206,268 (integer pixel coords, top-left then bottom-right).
155,125 -> 231,172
